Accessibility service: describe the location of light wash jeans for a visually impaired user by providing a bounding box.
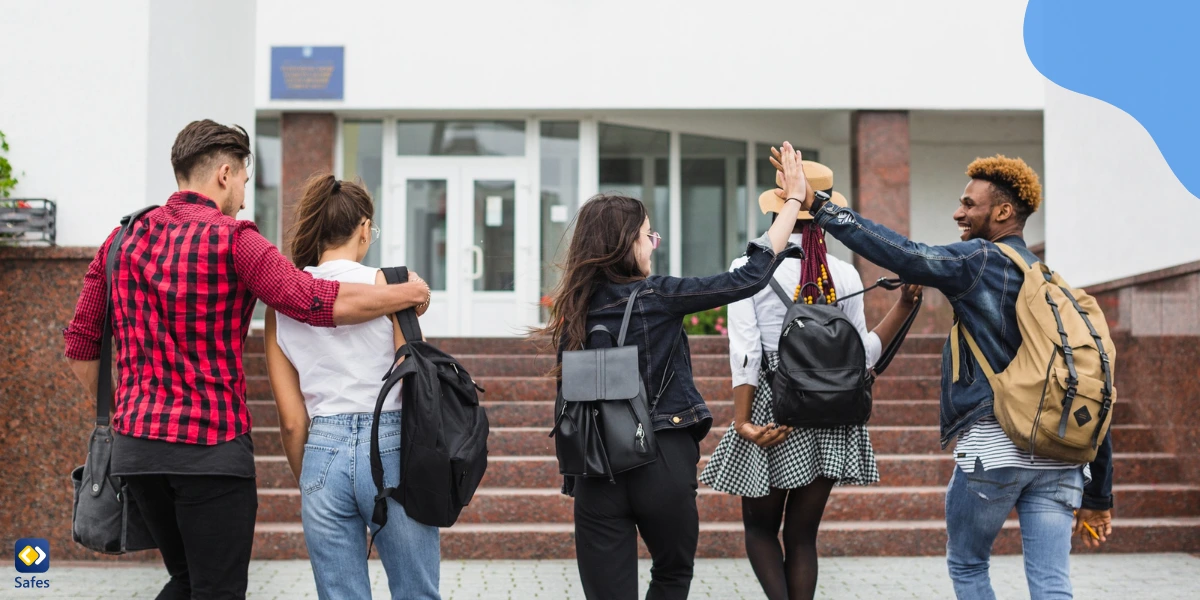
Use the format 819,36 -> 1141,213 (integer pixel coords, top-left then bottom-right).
945,458 -> 1085,600
300,411 -> 440,600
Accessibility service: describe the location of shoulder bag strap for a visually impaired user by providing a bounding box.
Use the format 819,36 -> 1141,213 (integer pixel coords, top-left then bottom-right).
381,266 -> 423,343
96,205 -> 157,426
872,295 -> 922,375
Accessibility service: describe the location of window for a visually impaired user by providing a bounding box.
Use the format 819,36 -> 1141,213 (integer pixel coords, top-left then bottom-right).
253,118 -> 281,245
598,124 -> 670,273
252,119 -> 281,322
396,121 -> 525,156
342,121 -> 384,266
681,134 -> 746,277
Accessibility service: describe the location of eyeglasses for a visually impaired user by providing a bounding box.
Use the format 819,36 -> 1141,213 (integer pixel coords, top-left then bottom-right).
647,232 -> 662,250
365,220 -> 380,246
244,156 -> 255,181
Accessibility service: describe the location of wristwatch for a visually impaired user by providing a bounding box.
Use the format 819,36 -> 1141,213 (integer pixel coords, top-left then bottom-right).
809,190 -> 831,216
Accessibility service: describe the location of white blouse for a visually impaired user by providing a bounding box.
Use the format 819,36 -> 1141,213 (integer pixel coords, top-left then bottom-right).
275,260 -> 402,417
728,233 -> 882,388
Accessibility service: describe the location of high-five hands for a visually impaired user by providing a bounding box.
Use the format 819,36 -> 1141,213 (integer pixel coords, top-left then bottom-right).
769,142 -> 813,210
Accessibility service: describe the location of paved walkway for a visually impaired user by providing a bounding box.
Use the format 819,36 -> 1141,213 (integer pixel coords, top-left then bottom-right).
8,554 -> 1198,599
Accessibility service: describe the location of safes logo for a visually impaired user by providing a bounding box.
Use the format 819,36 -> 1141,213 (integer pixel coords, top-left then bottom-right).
13,538 -> 51,591
14,539 -> 48,574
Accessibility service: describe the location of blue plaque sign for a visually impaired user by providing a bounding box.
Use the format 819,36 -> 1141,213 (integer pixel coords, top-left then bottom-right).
270,46 -> 344,100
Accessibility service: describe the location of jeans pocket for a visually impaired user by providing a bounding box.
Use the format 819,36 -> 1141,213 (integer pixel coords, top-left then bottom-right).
1052,470 -> 1085,509
300,445 -> 338,495
964,468 -> 1021,504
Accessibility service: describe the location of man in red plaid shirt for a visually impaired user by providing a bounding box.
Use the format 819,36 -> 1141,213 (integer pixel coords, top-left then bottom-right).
64,120 -> 431,599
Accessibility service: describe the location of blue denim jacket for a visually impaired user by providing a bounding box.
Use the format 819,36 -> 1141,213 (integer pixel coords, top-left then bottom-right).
567,234 -> 801,440
813,201 -> 1113,509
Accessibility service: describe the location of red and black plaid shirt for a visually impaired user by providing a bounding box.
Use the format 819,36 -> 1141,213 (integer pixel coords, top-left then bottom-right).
64,192 -> 340,445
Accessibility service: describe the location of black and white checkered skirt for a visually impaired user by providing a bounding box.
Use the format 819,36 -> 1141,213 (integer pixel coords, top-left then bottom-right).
699,352 -> 880,497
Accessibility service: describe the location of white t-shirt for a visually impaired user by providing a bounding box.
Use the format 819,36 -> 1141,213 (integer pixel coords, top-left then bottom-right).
728,232 -> 883,388
274,260 -> 402,417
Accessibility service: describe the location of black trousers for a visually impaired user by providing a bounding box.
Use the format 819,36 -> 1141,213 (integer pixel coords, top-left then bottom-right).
574,429 -> 701,600
124,474 -> 258,600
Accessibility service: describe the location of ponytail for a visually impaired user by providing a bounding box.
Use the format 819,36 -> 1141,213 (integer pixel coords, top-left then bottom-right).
796,222 -> 837,304
288,173 -> 375,268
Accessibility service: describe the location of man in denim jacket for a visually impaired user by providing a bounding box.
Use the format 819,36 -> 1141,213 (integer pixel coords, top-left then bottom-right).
773,144 -> 1113,599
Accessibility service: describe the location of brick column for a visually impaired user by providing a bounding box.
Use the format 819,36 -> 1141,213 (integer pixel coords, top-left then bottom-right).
850,111 -> 955,334
851,111 -> 912,326
280,113 -> 336,255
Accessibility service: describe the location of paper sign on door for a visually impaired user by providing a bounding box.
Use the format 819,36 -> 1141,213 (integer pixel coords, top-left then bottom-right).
486,196 -> 503,227
550,205 -> 569,223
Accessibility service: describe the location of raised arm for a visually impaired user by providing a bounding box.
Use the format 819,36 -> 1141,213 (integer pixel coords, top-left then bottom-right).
774,142 -> 984,298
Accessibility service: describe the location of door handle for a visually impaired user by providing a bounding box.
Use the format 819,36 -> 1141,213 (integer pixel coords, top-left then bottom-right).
468,245 -> 484,280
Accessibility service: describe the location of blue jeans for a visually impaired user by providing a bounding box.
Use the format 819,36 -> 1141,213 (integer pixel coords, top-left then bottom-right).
945,460 -> 1085,600
300,412 -> 440,600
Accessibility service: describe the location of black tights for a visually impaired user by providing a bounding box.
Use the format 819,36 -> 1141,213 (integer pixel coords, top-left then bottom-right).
741,478 -> 836,600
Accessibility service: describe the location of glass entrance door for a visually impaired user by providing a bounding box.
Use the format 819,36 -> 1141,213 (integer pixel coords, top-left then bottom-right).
388,161 -> 535,337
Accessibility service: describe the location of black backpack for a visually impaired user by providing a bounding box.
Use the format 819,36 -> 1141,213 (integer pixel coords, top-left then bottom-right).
369,267 -> 490,538
550,284 -> 678,481
767,277 -> 921,428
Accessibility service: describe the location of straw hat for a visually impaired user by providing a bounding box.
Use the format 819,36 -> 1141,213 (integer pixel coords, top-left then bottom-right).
758,160 -> 848,221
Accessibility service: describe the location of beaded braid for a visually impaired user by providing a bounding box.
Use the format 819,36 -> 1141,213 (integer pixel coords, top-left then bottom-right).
793,221 -> 837,305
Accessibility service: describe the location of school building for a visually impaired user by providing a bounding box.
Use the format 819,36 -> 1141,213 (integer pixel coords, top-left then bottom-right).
3,0 -> 1199,560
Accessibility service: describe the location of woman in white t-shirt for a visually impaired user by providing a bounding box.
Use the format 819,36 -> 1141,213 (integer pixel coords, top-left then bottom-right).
264,174 -> 437,600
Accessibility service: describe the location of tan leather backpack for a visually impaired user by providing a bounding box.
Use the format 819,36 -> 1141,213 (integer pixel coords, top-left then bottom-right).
951,243 -> 1116,463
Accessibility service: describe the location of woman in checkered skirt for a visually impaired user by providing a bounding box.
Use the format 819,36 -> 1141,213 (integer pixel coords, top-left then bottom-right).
699,158 -> 921,600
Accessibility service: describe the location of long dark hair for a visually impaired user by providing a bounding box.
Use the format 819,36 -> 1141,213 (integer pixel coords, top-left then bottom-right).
538,194 -> 649,366
288,173 -> 374,268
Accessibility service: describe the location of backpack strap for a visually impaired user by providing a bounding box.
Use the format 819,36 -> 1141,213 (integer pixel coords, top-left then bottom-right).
96,205 -> 158,426
768,277 -> 794,307
952,322 -> 997,383
1057,286 -> 1115,448
616,282 -> 644,346
380,266 -> 424,343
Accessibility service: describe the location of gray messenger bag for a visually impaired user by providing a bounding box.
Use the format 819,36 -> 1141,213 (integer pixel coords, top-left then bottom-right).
70,206 -> 157,554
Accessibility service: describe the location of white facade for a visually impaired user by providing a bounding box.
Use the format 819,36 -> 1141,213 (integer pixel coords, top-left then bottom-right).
254,0 -> 1043,111
4,0 -> 1194,329
1,0 -> 256,247
1043,83 -> 1200,286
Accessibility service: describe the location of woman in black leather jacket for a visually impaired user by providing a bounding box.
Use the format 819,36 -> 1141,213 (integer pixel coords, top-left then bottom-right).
543,153 -> 807,600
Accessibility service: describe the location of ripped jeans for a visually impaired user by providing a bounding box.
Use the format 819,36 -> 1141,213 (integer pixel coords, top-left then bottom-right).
945,459 -> 1085,600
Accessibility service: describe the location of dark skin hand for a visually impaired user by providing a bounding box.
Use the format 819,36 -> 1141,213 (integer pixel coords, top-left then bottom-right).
1074,508 -> 1113,549
733,384 -> 792,447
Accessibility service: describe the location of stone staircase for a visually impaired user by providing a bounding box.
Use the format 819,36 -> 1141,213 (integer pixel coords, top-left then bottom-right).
243,334 -> 1200,559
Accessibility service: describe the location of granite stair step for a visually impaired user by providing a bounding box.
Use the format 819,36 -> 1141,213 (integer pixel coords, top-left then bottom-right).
242,333 -> 947,360
250,517 -> 1200,559
247,398 -> 1143,430
281,424 -> 1153,459
254,484 -> 1200,524
245,374 -> 941,402
240,353 -> 949,379
253,451 -> 1179,491
476,400 -> 947,428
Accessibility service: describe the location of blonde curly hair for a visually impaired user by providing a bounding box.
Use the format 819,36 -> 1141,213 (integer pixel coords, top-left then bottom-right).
966,155 -> 1042,218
